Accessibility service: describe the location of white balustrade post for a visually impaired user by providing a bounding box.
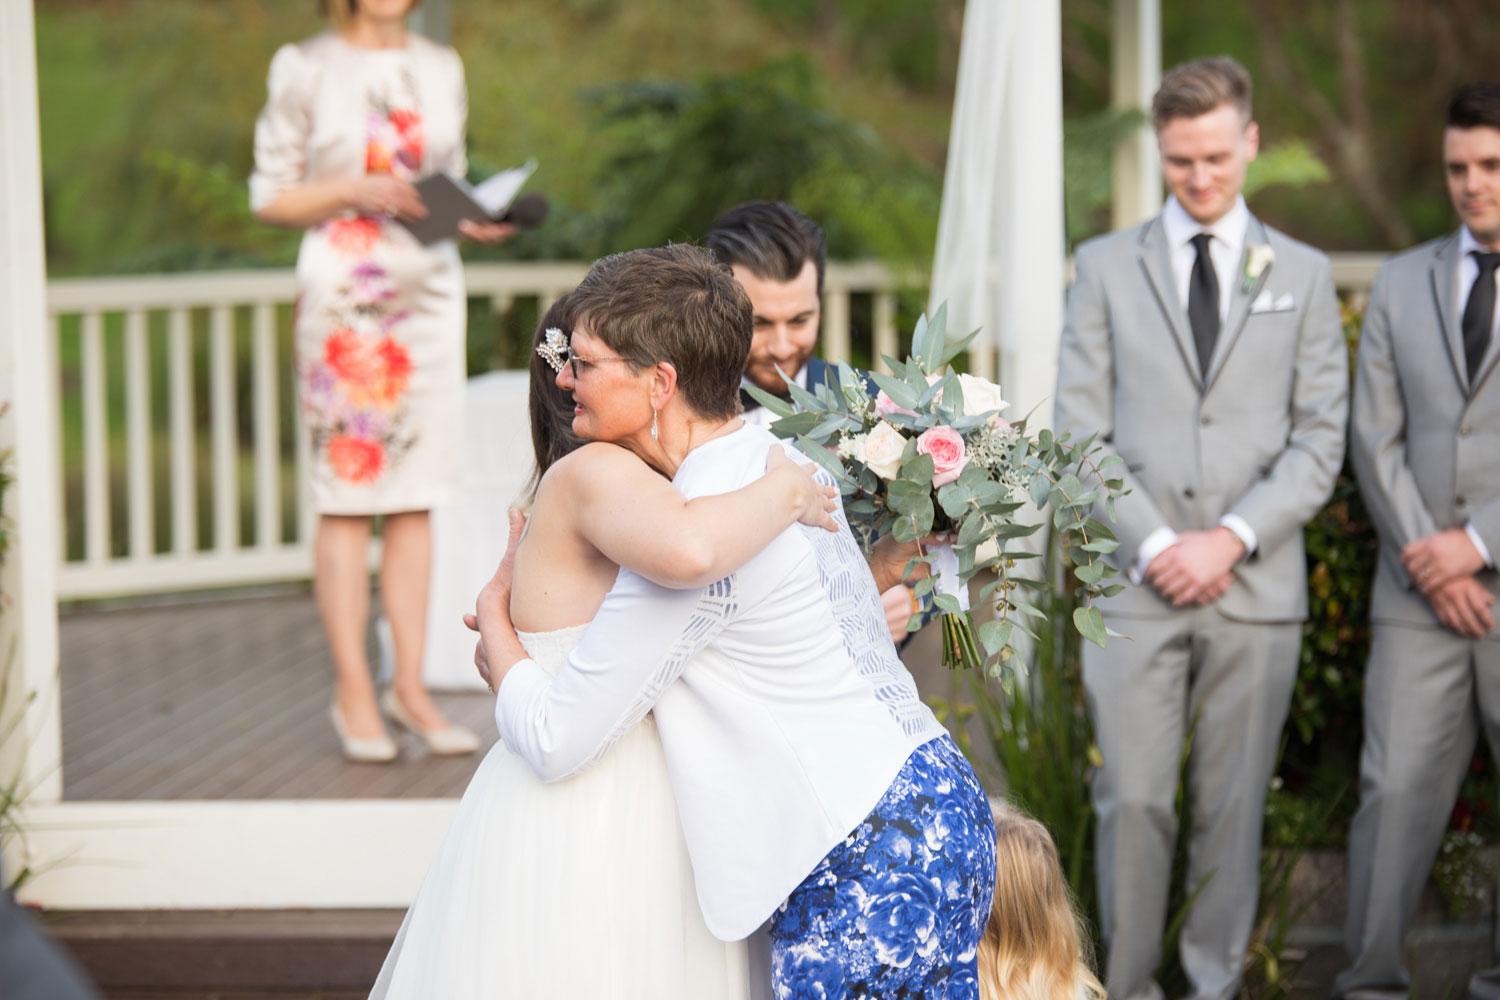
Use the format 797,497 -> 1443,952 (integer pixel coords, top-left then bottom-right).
0,0 -> 64,806
1111,0 -> 1161,231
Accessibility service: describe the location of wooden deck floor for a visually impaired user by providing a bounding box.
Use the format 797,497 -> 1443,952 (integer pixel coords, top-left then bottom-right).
58,590 -> 498,800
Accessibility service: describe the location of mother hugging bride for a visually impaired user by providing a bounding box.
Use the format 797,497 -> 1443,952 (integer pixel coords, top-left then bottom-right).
473,243 -> 997,998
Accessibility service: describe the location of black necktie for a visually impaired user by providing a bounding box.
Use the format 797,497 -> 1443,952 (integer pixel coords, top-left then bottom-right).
1462,251 -> 1500,383
1188,232 -> 1219,379
739,387 -> 764,413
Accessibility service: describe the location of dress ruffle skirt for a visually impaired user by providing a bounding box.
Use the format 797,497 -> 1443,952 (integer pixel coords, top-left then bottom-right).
369,626 -> 751,999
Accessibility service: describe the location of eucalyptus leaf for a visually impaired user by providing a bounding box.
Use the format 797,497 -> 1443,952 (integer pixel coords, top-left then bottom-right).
932,593 -> 963,615
809,413 -> 855,440
957,513 -> 986,548
938,327 -> 982,369
743,385 -> 798,417
769,412 -> 825,437
793,435 -> 847,481
1029,475 -> 1051,508
870,372 -> 920,410
938,484 -> 973,519
901,452 -> 935,486
1073,605 -> 1108,649
911,312 -> 930,365
978,619 -> 1013,656
1074,559 -> 1106,585
785,379 -> 824,414
887,478 -> 928,516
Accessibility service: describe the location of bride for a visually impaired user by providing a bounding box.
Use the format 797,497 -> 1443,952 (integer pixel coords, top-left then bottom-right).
368,292 -> 839,999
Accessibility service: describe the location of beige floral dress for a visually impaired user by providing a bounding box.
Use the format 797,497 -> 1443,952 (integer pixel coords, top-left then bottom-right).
251,32 -> 466,514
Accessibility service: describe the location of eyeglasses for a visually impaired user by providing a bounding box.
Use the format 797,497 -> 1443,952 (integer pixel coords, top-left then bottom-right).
566,353 -> 635,379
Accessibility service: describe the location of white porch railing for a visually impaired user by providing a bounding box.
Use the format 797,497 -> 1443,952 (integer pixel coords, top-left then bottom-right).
47,261 -> 916,600
48,255 -> 1384,602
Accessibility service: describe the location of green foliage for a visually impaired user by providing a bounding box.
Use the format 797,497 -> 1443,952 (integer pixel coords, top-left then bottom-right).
131,149 -> 301,271
1244,140 -> 1331,199
35,0 -> 953,277
1295,468 -> 1374,746
1431,830 -> 1494,920
757,306 -> 1122,669
580,55 -> 940,266
745,0 -> 959,90
967,579 -> 1100,924
1063,108 -> 1146,245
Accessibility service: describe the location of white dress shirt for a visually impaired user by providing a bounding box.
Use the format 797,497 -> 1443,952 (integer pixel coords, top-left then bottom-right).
495,425 -> 945,941
1455,227 -> 1497,567
1131,197 -> 1259,581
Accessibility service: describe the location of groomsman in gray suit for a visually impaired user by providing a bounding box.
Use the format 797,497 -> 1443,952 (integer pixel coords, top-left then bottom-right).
1337,83 -> 1500,999
1054,57 -> 1348,1000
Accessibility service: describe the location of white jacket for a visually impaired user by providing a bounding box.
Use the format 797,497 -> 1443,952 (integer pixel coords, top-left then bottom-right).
495,424 -> 945,940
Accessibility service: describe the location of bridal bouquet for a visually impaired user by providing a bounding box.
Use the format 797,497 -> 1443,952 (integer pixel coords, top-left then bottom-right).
747,306 -> 1124,673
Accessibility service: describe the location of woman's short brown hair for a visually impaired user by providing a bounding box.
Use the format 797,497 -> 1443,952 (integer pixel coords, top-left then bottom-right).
570,244 -> 751,422
1151,56 -> 1252,130
319,0 -> 423,32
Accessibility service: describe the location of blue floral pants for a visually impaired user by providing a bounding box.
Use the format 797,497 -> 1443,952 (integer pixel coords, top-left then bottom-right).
768,735 -> 997,999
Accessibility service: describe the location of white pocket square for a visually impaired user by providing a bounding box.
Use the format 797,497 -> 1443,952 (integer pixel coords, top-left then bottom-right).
1249,291 -> 1296,314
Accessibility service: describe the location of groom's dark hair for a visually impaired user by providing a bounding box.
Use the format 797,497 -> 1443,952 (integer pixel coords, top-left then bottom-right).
1448,83 -> 1500,132
705,201 -> 827,295
572,244 -> 751,421
1151,57 -> 1252,129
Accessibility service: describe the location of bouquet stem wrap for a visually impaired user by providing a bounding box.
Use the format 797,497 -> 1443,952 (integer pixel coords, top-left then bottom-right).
930,542 -> 981,670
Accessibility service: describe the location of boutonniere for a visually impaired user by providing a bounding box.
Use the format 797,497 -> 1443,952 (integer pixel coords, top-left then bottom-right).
1242,243 -> 1275,293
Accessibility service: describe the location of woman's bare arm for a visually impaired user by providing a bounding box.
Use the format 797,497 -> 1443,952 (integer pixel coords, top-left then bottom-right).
555,442 -> 837,589
254,175 -> 426,229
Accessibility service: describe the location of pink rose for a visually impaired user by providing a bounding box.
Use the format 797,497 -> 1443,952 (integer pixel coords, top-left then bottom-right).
916,425 -> 970,488
874,391 -> 917,418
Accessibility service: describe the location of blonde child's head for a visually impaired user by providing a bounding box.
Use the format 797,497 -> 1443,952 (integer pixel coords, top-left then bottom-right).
977,805 -> 1104,1000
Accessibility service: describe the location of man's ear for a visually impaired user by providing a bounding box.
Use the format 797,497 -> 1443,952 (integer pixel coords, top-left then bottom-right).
650,361 -> 680,412
1243,119 -> 1260,161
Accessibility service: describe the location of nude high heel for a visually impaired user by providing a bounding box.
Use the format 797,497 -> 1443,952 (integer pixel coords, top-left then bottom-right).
381,690 -> 480,756
330,700 -> 399,763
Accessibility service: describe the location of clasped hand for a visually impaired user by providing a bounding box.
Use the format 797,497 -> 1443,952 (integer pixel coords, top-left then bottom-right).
1145,527 -> 1245,607
1403,528 -> 1493,638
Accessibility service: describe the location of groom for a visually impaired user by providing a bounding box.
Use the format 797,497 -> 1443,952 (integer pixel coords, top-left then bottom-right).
474,243 -> 995,998
1053,56 -> 1347,999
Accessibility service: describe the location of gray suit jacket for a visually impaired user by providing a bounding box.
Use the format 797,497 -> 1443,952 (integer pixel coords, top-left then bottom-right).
1055,214 -> 1349,621
1350,232 -> 1500,637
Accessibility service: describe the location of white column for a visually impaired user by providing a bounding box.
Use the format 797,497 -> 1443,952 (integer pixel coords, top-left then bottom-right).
0,0 -> 63,805
1110,0 -> 1161,230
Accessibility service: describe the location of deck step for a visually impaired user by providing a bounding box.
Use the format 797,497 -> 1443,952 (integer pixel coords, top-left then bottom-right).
43,909 -> 401,997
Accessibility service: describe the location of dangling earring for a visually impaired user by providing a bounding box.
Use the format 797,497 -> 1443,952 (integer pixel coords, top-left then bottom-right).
650,408 -> 659,442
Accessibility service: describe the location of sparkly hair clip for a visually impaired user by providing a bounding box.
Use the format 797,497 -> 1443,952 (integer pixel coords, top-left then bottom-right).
537,327 -> 569,373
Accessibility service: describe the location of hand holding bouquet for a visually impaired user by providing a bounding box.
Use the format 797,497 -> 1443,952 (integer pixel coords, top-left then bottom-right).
747,305 -> 1125,673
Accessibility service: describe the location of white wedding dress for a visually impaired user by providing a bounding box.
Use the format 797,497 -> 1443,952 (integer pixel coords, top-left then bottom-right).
369,624 -> 752,999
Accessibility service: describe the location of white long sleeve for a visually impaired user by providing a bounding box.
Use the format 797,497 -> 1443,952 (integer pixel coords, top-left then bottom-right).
496,573 -> 734,782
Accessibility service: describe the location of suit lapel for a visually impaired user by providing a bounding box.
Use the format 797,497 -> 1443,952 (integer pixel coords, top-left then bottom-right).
1430,233 -> 1470,394
1137,218 -> 1203,388
1203,217 -> 1273,391
805,356 -> 830,393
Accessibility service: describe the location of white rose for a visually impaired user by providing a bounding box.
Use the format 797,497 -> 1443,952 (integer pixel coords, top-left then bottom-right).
957,374 -> 1009,419
860,421 -> 907,480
